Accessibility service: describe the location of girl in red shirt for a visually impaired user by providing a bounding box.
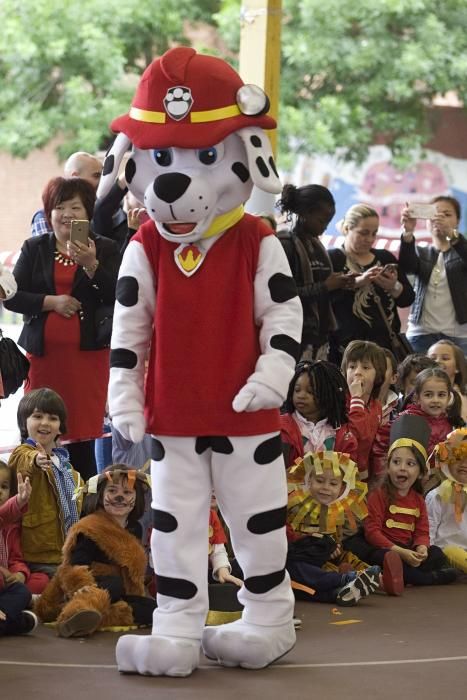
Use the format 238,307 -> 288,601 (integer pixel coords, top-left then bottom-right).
280,360 -> 359,470
401,367 -> 464,459
346,414 -> 457,594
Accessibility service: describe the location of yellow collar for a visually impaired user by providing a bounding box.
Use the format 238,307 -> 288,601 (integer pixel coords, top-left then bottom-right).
201,205 -> 244,240
287,481 -> 368,535
439,478 -> 467,523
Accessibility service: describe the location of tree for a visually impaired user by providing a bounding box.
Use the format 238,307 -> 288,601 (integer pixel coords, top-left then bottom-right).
218,0 -> 467,168
0,0 -> 220,158
2,0 -> 467,167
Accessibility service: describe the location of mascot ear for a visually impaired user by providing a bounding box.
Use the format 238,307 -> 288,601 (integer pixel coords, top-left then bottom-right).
236,127 -> 282,195
97,133 -> 132,199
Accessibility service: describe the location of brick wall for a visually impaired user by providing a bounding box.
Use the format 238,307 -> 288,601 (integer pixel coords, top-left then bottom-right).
0,138 -> 63,254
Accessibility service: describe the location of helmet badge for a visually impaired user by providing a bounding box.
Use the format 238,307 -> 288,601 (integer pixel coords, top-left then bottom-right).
163,86 -> 193,121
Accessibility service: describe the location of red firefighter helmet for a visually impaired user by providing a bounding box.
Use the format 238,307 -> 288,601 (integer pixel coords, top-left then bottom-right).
111,47 -> 276,149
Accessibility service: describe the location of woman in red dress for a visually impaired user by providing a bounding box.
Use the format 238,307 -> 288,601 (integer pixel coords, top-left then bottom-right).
5,177 -> 120,478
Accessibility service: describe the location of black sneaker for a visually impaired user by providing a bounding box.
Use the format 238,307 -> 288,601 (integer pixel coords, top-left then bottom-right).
336,565 -> 381,606
15,610 -> 38,635
432,568 -> 457,585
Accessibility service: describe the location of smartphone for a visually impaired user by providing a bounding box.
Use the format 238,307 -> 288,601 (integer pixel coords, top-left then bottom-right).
407,203 -> 437,219
70,219 -> 90,246
384,263 -> 398,273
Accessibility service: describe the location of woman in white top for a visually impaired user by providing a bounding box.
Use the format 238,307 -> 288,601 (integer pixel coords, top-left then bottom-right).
399,196 -> 467,356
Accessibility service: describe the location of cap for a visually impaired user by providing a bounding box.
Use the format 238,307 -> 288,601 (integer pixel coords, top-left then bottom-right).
111,47 -> 276,149
389,414 -> 430,473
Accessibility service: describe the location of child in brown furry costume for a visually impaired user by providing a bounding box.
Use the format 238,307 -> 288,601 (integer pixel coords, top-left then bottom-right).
35,465 -> 156,637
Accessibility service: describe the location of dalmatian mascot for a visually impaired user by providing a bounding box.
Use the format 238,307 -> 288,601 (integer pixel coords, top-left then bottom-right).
98,46 -> 302,677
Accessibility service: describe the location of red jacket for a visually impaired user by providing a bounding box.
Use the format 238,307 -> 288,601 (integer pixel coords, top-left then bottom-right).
280,396 -> 381,480
280,412 -> 359,469
401,403 -> 453,460
209,509 -> 227,548
0,496 -> 29,592
344,396 -> 382,481
364,487 -> 430,549
369,392 -> 399,485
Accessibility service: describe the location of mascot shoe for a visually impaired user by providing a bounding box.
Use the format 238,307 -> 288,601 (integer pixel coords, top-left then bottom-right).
116,634 -> 200,677
201,620 -> 296,669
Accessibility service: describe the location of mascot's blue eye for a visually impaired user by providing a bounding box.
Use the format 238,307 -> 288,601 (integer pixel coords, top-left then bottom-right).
197,147 -> 218,165
153,149 -> 173,167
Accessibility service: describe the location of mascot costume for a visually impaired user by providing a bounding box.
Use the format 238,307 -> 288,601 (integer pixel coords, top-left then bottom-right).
97,46 -> 303,677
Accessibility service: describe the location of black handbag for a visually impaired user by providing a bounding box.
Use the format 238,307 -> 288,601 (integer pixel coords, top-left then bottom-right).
373,293 -> 413,363
388,331 -> 413,364
0,329 -> 30,398
94,304 -> 114,348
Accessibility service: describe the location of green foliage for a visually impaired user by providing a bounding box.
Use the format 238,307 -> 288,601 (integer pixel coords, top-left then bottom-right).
1,0 -> 466,167
221,0 -> 467,167
282,0 -> 467,166
0,0 -> 221,158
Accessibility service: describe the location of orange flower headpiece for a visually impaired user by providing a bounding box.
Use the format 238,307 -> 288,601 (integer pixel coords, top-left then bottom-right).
434,428 -> 467,471
74,465 -> 151,500
287,451 -> 368,535
433,429 -> 467,523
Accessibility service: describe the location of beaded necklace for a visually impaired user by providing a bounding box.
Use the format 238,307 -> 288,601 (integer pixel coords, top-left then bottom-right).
54,250 -> 75,267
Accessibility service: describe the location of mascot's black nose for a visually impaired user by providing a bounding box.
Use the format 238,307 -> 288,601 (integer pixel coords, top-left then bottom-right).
154,173 -> 191,203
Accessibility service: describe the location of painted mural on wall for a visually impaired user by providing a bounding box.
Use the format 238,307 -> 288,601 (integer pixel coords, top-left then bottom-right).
292,145 -> 467,251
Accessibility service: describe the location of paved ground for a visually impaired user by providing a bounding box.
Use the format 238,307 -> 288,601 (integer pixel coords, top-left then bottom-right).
1,583 -> 466,700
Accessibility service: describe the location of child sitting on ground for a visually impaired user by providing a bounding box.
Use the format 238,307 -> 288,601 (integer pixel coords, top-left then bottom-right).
8,388 -> 83,584
0,461 -> 48,595
340,340 -> 387,482
369,348 -> 399,489
280,360 -> 359,468
286,450 -> 380,606
426,428 -> 467,573
0,465 -> 38,636
346,414 -> 457,594
208,495 -> 242,588
207,495 -> 244,624
401,367 -> 464,458
35,464 -> 155,637
428,340 -> 467,423
396,353 -> 438,411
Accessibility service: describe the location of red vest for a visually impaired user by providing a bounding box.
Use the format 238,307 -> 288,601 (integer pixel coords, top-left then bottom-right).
135,215 -> 280,436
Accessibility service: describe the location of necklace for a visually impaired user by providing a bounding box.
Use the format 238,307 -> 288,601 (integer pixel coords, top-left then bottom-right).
431,252 -> 443,299
343,248 -> 376,273
54,250 -> 75,267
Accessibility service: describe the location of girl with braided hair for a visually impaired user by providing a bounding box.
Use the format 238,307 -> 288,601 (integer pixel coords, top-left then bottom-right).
280,360 -> 359,469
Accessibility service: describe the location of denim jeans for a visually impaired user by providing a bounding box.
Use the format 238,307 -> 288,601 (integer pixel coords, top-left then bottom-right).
407,333 -> 467,357
95,423 -> 113,474
0,582 -> 31,635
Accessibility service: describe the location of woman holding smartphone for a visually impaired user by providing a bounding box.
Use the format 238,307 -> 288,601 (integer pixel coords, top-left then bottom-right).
277,183 -> 356,361
399,196 -> 467,355
4,177 -> 120,478
328,203 -> 415,362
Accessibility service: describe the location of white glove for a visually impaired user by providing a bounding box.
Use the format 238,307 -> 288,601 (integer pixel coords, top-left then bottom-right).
232,381 -> 283,413
112,412 -> 146,444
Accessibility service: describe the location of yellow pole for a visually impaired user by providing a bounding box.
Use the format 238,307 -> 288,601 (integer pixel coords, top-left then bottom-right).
238,0 -> 282,157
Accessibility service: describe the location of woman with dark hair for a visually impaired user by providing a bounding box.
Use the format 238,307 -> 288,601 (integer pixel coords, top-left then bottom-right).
4,177 -> 120,479
277,184 -> 356,360
399,195 -> 467,355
